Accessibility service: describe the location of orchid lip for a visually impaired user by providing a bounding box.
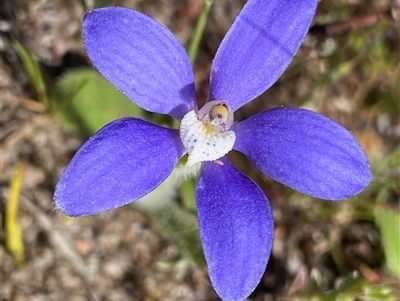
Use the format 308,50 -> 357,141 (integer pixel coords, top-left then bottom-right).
180,100 -> 236,167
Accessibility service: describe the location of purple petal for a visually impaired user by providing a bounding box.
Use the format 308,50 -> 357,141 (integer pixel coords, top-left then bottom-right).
196,157 -> 273,301
232,107 -> 372,200
55,118 -> 185,216
209,0 -> 317,111
82,7 -> 195,120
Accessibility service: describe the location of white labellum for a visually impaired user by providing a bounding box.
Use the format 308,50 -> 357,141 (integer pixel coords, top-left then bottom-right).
179,100 -> 235,167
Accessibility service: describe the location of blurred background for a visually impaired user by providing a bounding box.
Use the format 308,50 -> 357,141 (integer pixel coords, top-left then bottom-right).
1,0 -> 399,300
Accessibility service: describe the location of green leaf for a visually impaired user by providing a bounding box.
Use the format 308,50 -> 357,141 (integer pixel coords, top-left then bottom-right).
374,205 -> 400,278
5,162 -> 25,265
51,69 -> 143,136
13,40 -> 49,107
331,60 -> 355,81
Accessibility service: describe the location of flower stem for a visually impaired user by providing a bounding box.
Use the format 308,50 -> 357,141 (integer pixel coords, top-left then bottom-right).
187,0 -> 213,65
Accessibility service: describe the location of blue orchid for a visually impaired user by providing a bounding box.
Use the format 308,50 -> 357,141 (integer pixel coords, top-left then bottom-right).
54,1 -> 371,300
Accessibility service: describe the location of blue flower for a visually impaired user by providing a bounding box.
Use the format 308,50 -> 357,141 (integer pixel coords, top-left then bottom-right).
54,1 -> 371,300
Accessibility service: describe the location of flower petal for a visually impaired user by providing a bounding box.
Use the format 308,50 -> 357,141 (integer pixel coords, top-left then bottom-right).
196,157 -> 273,301
55,117 -> 185,216
82,7 -> 196,120
233,107 -> 372,200
209,0 -> 317,110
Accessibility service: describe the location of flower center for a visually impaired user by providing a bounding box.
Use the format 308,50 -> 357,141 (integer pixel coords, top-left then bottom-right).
179,100 -> 236,167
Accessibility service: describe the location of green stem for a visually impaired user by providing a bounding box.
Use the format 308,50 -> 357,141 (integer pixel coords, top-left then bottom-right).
187,0 -> 213,65
180,178 -> 197,212
134,167 -> 205,267
79,0 -> 88,11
